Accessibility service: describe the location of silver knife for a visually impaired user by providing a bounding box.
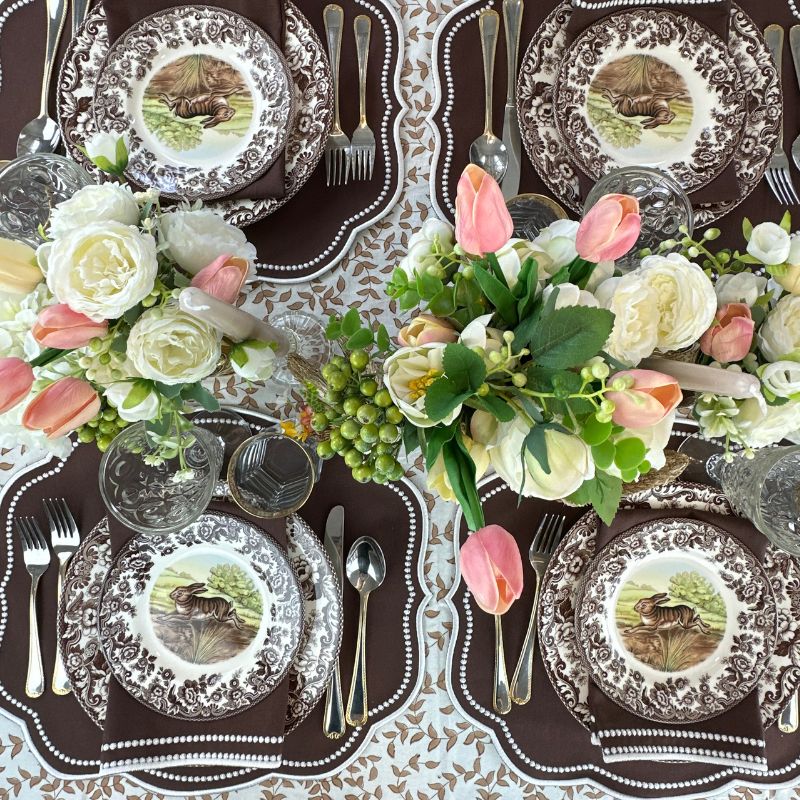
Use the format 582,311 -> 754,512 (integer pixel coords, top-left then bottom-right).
501,0 -> 524,200
323,505 -> 346,738
790,26 -> 800,172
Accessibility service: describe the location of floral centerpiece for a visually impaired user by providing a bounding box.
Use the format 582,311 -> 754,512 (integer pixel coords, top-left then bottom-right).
0,134 -> 275,460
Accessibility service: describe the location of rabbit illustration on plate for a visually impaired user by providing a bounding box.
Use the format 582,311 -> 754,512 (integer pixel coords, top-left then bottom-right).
624,592 -> 712,635
169,582 -> 246,630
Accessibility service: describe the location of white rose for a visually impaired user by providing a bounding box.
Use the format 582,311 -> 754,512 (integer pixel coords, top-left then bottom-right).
584,260 -> 615,293
84,132 -> 128,174
747,222 -> 791,265
398,218 -> 455,278
127,306 -> 221,385
714,272 -> 767,307
542,282 -> 599,309
39,221 -> 157,322
48,184 -> 139,238
637,253 -> 717,351
760,361 -> 800,398
159,209 -> 257,275
736,397 -> 800,448
384,343 -> 459,428
594,274 -> 660,366
104,381 -> 160,422
758,294 -> 800,362
230,340 -> 277,382
531,219 -> 580,275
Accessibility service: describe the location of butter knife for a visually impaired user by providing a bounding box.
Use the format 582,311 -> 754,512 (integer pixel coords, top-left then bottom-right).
501,0 -> 524,200
323,505 -> 346,739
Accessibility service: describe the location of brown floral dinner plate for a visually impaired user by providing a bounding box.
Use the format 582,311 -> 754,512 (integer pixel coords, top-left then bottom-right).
97,512 -> 303,721
92,5 -> 295,201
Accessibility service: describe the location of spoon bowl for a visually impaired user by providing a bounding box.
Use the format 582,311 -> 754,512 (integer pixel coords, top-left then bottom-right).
17,116 -> 61,158
345,536 -> 386,595
469,136 -> 508,183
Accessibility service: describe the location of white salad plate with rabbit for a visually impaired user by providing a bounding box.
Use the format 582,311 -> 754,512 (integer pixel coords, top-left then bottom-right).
575,517 -> 777,724
62,514 -> 340,730
538,482 -> 800,731
97,512 -> 304,721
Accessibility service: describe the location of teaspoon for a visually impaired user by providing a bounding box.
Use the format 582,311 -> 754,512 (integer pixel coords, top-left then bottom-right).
469,10 -> 508,182
345,536 -> 386,726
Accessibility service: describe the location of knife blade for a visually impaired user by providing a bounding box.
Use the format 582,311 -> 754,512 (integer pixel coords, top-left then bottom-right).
501,0 -> 524,200
323,505 -> 346,738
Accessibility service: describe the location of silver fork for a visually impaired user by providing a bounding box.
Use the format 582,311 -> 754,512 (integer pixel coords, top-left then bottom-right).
510,513 -> 566,705
323,4 -> 351,186
351,15 -> 375,181
43,499 -> 80,695
789,26 -> 800,174
17,518 -> 50,699
764,25 -> 800,205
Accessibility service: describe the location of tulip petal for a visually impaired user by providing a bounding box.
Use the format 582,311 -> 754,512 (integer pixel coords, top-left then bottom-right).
460,525 -> 523,615
472,175 -> 514,254
22,377 -> 100,439
32,303 -> 108,349
190,254 -> 249,305
593,212 -> 641,262
0,357 -> 34,414
576,198 -> 624,260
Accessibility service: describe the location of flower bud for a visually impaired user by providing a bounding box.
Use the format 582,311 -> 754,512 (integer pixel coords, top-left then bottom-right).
512,373 -> 527,387
590,362 -> 610,380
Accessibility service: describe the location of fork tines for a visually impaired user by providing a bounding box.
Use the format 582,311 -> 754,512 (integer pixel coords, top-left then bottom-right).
531,513 -> 566,554
43,498 -> 80,545
17,517 -> 47,552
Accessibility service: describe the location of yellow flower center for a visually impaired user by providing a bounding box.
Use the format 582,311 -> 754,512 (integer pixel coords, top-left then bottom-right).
407,369 -> 440,401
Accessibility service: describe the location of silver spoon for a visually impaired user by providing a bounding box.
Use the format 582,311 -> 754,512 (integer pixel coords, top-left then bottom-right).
469,10 -> 508,183
17,0 -> 68,157
345,536 -> 386,726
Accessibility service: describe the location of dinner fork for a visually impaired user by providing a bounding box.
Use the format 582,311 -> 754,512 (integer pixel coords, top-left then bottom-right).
17,518 -> 50,699
323,4 -> 351,186
764,25 -> 800,205
510,513 -> 566,705
43,499 -> 80,695
351,15 -> 376,181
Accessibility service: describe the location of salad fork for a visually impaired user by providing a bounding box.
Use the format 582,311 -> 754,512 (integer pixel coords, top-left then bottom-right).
17,518 -> 50,699
351,15 -> 375,181
43,499 -> 80,695
323,4 -> 351,186
510,513 -> 566,705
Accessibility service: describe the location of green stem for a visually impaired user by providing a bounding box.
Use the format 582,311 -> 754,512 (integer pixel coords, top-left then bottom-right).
29,347 -> 70,369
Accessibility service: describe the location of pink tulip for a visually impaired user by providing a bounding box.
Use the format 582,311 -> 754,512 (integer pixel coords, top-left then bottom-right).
398,314 -> 458,346
0,357 -> 34,414
576,194 -> 641,262
699,303 -> 754,363
190,254 -> 249,305
606,369 -> 682,429
454,164 -> 513,256
459,525 -> 523,615
22,377 -> 101,439
32,304 -> 109,349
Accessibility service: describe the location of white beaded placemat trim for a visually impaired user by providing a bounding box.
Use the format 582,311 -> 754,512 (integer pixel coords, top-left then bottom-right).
597,729 -> 765,746
99,754 -> 282,775
102,734 -> 283,751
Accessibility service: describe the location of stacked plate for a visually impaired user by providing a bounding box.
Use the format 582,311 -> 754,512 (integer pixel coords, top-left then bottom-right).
59,512 -> 342,732
58,4 -> 333,224
516,3 -> 781,224
538,483 -> 800,733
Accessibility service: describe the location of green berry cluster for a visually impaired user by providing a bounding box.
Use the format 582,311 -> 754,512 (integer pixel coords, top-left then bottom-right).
313,350 -> 405,484
76,405 -> 127,452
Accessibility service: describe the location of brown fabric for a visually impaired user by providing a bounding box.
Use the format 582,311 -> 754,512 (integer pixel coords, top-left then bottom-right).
453,424 -> 800,798
102,0 -> 286,201
431,0 -> 797,242
588,507 -> 767,767
0,427 -> 424,793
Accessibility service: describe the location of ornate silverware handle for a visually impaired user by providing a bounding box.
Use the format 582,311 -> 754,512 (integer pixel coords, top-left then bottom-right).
502,0 -> 523,105
324,4 -> 345,133
779,689 -> 799,734
52,561 -> 70,695
765,24 -> 785,149
510,573 -> 541,705
354,15 -> 371,126
346,593 -> 369,726
323,661 -> 346,738
26,576 -> 44,698
493,615 -> 511,714
479,10 -> 500,136
42,0 -> 68,116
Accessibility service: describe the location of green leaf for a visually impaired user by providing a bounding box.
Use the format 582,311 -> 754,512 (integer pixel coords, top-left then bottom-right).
524,365 -> 582,395
182,382 -> 220,411
522,424 -> 550,474
392,267 -> 409,288
122,380 -> 152,410
341,308 -> 361,336
377,324 -> 391,353
428,287 -> 457,317
402,423 -> 421,459
515,257 -> 540,321
472,263 -> 518,326
442,433 -> 485,531
568,471 -> 622,526
325,317 -> 342,340
568,258 -> 596,289
591,440 -> 615,470
581,416 -> 612,446
528,306 -> 614,369
425,422 -> 457,471
115,136 -> 128,169
346,328 -> 373,349
146,416 -> 172,437
600,350 -> 629,373
780,210 -> 793,234
123,303 -> 143,324
485,252 -> 509,286
469,393 -> 515,422
742,217 -> 753,242
154,381 -> 183,399
614,436 -> 647,470
91,155 -> 116,173
110,335 -> 129,353
417,270 -> 444,300
399,289 -> 420,310
424,377 -> 471,422
548,265 -> 570,286
442,343 -> 486,393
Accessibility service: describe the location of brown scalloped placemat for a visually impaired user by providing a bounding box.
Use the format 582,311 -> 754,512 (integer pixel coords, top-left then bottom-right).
0,410 -> 427,793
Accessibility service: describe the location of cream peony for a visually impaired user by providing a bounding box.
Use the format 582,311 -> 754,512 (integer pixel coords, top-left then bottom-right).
637,253 -> 717,351
104,381 -> 160,422
594,274 -> 660,366
542,282 -> 599,309
747,222 -> 791,265
760,361 -> 800,398
48,184 -> 139,238
758,294 -> 800,362
398,219 -> 455,278
736,397 -> 800,448
38,221 -> 157,322
159,209 -> 257,275
127,306 -> 221,385
384,343 -> 459,428
714,272 -> 767,307
584,260 -> 615,293
230,340 -> 277,382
